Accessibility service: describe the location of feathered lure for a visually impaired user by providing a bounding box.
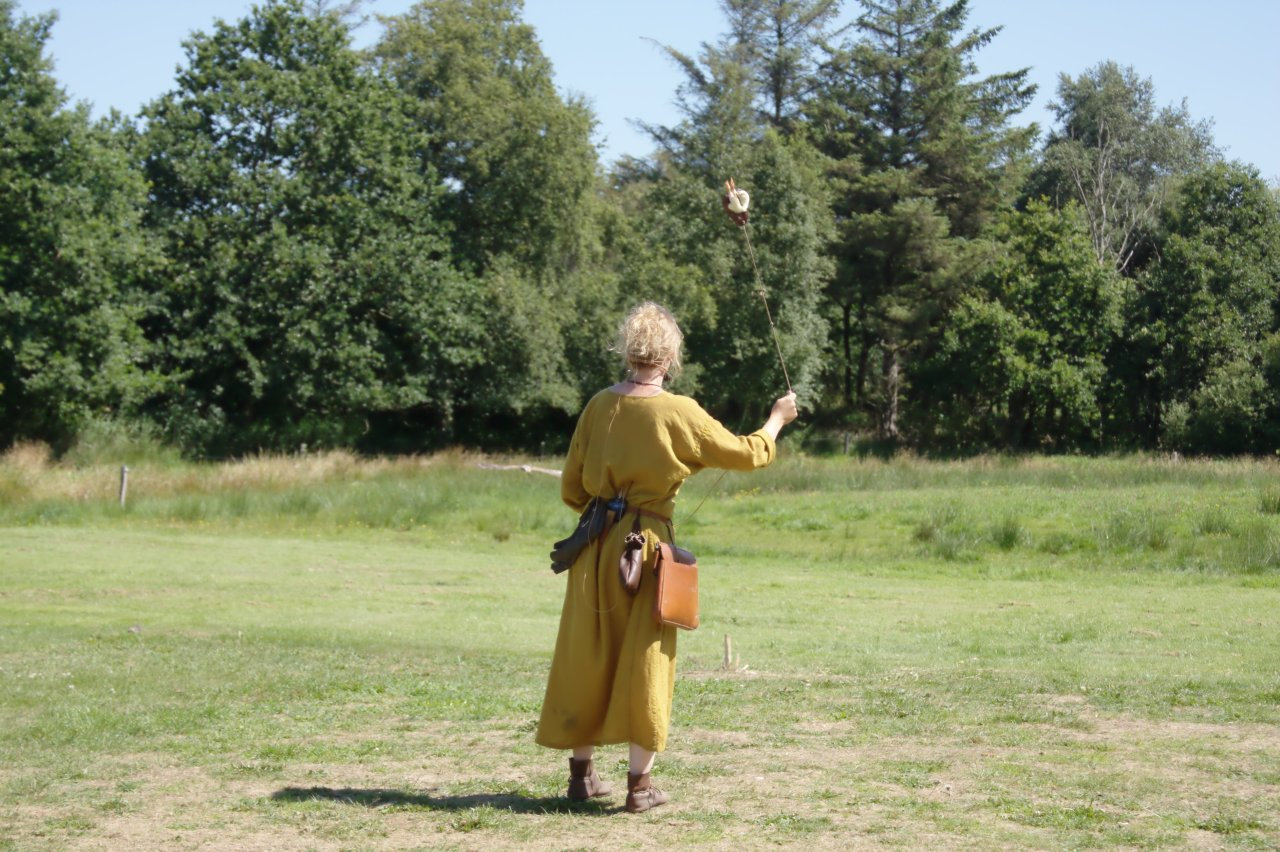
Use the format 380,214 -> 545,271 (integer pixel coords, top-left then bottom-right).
722,178 -> 750,225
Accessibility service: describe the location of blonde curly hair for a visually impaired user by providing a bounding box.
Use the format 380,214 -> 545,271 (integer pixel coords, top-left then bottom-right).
613,301 -> 684,379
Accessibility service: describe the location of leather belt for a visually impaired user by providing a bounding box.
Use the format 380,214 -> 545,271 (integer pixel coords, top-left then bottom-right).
625,506 -> 672,525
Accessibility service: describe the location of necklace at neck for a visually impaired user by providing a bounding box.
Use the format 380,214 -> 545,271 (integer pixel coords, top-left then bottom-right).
627,377 -> 664,387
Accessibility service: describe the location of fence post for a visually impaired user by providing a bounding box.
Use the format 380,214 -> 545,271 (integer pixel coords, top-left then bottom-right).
119,465 -> 129,508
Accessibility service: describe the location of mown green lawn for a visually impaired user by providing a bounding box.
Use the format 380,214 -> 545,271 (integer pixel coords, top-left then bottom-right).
1,454 -> 1278,849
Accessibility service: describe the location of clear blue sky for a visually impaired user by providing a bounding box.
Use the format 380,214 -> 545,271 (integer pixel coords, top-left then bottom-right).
16,0 -> 1280,181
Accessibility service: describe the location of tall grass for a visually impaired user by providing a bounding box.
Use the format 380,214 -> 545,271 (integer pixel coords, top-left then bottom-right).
7,443 -> 1280,505
0,444 -> 562,538
3,445 -> 1280,577
725,451 -> 1280,493
59,416 -> 185,468
1097,508 -> 1172,552
989,514 -> 1027,550
1259,486 -> 1280,515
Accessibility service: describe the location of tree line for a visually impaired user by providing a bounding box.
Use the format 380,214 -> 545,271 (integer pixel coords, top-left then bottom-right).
2,0 -> 1278,457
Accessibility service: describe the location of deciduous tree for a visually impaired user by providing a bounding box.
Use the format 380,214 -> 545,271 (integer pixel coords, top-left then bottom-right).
140,0 -> 474,454
0,1 -> 158,448
1034,61 -> 1215,274
1115,162 -> 1280,451
373,0 -> 597,280
372,0 -> 603,438
914,201 -> 1122,449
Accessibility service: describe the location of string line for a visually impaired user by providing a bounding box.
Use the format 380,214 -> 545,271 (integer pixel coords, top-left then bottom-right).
739,223 -> 793,394
687,219 -> 789,522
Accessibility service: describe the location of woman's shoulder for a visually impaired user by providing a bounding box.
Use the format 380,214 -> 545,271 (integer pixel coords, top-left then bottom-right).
578,388 -> 612,418
581,388 -> 706,416
656,392 -> 710,420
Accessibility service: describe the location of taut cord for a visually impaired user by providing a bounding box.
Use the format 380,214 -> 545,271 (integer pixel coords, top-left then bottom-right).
686,179 -> 792,523
685,469 -> 725,522
738,222 -> 793,394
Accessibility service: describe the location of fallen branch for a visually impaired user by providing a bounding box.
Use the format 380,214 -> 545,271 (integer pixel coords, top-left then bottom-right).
475,462 -> 562,478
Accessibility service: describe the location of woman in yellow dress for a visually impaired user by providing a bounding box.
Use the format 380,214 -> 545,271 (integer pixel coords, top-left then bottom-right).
536,301 -> 798,813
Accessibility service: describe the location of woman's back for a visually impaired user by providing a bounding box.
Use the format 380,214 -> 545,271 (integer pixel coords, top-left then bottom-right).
561,389 -> 776,518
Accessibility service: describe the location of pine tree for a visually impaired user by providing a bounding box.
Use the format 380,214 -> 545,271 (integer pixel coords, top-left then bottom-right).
634,23 -> 833,421
809,0 -> 1034,439
719,0 -> 849,133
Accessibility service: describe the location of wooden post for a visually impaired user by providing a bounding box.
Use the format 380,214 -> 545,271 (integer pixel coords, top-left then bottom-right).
723,634 -> 732,670
119,465 -> 129,508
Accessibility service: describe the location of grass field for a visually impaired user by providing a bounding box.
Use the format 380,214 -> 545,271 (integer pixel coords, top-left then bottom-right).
1,447 -> 1278,849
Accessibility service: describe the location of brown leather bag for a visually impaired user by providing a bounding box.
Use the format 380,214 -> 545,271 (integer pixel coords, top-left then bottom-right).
654,541 -> 699,630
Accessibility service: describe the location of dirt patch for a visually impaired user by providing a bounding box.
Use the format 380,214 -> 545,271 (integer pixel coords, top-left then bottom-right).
1086,715 -> 1280,754
1038,694 -> 1280,754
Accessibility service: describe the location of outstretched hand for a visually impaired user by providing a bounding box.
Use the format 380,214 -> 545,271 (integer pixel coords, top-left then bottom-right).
771,391 -> 798,426
761,391 -> 797,441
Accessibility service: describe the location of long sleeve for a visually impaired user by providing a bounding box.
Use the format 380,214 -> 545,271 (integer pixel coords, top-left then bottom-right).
683,403 -> 776,472
560,407 -> 591,511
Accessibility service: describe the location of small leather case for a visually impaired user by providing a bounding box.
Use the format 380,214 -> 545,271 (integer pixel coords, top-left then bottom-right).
654,541 -> 699,630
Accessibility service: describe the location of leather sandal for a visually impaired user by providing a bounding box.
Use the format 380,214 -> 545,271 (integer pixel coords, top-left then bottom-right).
625,771 -> 669,813
567,757 -> 612,801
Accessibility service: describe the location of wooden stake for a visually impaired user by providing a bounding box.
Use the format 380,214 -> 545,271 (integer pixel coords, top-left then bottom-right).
119,465 -> 129,507
723,634 -> 732,670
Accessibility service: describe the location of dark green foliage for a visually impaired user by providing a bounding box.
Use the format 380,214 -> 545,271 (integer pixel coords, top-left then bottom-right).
372,0 -> 603,440
3,0 -> 1279,457
719,0 -> 848,132
808,0 -> 1036,439
373,0 -> 597,281
1115,162 -> 1280,453
0,2 -> 159,448
1033,61 -> 1215,274
634,26 -> 833,420
140,0 -> 476,454
913,201 -> 1123,450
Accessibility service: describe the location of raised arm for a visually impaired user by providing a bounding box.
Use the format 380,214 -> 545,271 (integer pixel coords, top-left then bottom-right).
686,392 -> 798,472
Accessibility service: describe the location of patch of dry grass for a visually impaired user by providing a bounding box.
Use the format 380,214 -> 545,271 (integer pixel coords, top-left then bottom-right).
0,445 -> 500,503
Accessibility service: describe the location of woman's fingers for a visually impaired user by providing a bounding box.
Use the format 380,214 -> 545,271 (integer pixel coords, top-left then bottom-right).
772,391 -> 799,424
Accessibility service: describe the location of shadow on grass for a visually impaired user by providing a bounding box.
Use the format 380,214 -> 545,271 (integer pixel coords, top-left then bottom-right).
270,785 -> 617,816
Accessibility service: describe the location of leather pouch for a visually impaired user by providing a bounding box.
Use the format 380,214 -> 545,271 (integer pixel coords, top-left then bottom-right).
619,520 -> 645,595
654,541 -> 699,630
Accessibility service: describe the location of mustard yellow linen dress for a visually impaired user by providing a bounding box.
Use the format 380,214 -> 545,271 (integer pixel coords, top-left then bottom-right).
535,388 -> 776,752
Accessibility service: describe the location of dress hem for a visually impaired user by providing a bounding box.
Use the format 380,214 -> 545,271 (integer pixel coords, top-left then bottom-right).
534,734 -> 667,752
